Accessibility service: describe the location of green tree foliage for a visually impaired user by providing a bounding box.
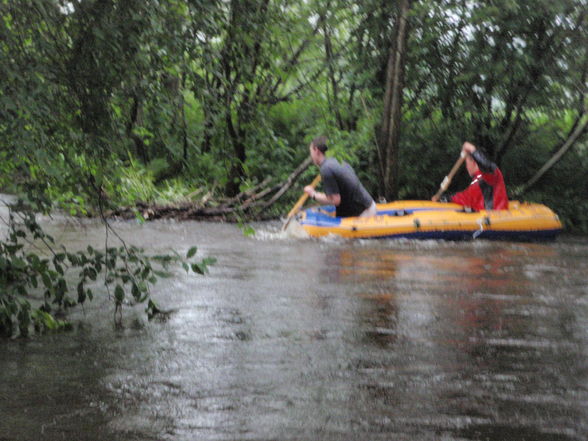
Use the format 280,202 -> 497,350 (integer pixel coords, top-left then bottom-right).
0,0 -> 217,336
183,0 -> 329,195
0,201 -> 216,337
0,0 -> 586,228
402,0 -> 587,198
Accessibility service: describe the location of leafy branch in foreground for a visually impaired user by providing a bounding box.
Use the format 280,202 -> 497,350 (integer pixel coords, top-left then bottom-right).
0,202 -> 215,338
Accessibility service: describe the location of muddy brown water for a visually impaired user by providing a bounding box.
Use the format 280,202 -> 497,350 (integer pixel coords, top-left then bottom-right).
1,205 -> 587,440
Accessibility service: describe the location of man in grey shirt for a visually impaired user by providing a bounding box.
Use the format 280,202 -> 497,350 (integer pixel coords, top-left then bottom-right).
304,136 -> 377,218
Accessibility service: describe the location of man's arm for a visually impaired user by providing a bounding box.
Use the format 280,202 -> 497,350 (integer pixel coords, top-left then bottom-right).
463,141 -> 497,173
304,186 -> 341,206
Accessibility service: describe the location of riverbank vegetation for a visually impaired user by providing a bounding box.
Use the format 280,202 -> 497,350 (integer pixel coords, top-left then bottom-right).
1,0 -> 587,228
0,200 -> 216,337
1,0 -> 587,335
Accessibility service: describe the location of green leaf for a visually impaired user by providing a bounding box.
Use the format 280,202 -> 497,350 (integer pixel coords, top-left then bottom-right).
146,300 -> 161,320
41,272 -> 52,289
191,263 -> 205,275
77,282 -> 86,303
87,268 -> 97,281
241,225 -> 256,237
202,257 -> 217,266
186,246 -> 198,258
114,285 -> 125,303
131,282 -> 140,299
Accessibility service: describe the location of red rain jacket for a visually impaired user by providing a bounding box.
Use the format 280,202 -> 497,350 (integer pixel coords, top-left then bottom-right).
450,151 -> 508,211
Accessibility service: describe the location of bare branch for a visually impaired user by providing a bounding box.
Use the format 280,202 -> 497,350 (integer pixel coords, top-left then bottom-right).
516,108 -> 588,196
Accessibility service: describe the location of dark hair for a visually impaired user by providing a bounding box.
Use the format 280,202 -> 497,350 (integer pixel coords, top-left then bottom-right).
475,145 -> 489,157
311,136 -> 328,153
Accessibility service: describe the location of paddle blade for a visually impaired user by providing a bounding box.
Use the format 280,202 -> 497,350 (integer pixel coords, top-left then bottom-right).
282,218 -> 310,239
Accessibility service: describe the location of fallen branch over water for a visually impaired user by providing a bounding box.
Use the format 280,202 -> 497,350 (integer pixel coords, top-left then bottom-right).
107,157 -> 313,221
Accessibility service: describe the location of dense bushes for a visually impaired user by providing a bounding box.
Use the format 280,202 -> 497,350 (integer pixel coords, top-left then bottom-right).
0,0 -> 586,228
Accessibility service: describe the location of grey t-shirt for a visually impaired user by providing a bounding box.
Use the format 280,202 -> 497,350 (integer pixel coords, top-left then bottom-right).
320,157 -> 374,217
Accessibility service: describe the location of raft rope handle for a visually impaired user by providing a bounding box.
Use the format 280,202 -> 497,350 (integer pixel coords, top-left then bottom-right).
473,216 -> 491,239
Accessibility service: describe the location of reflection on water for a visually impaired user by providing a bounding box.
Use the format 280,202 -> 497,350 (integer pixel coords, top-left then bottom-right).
0,216 -> 587,440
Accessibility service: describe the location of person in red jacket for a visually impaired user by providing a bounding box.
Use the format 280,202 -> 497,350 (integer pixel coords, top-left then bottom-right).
446,141 -> 509,211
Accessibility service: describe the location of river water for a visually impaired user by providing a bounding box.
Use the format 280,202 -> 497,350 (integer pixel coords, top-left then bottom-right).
1,205 -> 587,440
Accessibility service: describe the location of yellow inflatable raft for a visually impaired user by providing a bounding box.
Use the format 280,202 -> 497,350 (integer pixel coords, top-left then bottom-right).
297,200 -> 562,240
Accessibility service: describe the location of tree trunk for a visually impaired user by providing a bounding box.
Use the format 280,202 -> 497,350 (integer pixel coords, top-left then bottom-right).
322,10 -> 344,130
127,95 -> 149,163
225,136 -> 246,196
378,0 -> 411,201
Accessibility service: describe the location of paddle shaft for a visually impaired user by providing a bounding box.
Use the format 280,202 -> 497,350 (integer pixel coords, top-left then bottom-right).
282,174 -> 321,230
432,151 -> 466,202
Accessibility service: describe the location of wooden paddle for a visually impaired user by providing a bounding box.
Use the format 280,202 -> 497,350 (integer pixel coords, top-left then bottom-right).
431,151 -> 466,202
282,174 -> 321,231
